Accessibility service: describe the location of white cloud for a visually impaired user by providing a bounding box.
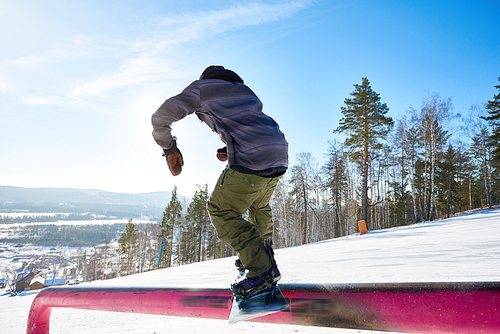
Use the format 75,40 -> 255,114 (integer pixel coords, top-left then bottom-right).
67,1 -> 309,98
155,2 -> 309,42
68,55 -> 164,98
21,96 -> 58,105
5,35 -> 107,68
0,1 -> 309,104
0,81 -> 9,94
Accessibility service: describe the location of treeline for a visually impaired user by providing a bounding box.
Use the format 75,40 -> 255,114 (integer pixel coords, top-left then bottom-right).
0,223 -> 129,247
0,213 -> 98,224
116,187 -> 234,276
270,77 -> 500,248
102,77 -> 500,276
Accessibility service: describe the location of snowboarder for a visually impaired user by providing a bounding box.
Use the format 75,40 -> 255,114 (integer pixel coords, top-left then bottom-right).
151,65 -> 288,299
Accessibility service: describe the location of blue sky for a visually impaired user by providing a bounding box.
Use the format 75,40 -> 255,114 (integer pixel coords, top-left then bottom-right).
1,0 -> 499,197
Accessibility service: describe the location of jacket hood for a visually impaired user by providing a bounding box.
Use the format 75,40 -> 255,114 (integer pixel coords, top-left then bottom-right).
199,65 -> 244,84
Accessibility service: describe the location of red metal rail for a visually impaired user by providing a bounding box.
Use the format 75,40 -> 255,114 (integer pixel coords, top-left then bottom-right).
27,282 -> 500,334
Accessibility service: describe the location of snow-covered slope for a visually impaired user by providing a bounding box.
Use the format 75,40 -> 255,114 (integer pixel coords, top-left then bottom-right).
2,208 -> 499,334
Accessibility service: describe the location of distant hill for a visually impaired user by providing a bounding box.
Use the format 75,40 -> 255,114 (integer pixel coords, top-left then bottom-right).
0,186 -> 172,206
0,186 -> 183,218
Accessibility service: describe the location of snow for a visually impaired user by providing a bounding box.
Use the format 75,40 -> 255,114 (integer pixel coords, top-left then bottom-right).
1,208 -> 499,334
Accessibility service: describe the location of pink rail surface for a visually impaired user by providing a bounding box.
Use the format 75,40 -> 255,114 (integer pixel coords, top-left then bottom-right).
27,282 -> 500,334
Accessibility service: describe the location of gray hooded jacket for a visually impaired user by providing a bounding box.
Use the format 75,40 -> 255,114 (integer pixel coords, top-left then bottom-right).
151,66 -> 288,173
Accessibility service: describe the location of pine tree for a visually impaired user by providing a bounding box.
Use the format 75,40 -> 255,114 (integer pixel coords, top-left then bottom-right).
157,186 -> 182,268
334,77 -> 393,225
178,213 -> 195,265
185,184 -> 210,263
145,223 -> 161,269
483,78 -> 500,162
323,140 -> 348,237
118,219 -> 137,276
470,127 -> 493,207
157,208 -> 172,268
436,145 -> 459,218
481,78 -> 500,204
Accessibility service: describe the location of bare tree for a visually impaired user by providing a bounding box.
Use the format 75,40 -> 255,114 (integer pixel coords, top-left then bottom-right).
270,177 -> 293,248
290,152 -> 318,245
412,94 -> 453,221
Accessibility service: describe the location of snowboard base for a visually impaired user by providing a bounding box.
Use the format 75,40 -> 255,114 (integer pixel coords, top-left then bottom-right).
229,285 -> 289,324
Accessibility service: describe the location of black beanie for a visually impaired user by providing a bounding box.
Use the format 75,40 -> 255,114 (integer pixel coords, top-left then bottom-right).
199,65 -> 244,84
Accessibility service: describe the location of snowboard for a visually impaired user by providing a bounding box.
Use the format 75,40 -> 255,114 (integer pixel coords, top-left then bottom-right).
228,285 -> 289,324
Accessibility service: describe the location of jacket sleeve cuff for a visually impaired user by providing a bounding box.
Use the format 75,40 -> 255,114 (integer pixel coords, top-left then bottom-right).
162,139 -> 178,156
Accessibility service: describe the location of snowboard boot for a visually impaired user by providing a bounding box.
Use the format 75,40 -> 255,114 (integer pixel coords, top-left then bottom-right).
231,240 -> 281,298
264,238 -> 281,283
264,239 -> 278,271
235,258 -> 245,279
230,263 -> 280,299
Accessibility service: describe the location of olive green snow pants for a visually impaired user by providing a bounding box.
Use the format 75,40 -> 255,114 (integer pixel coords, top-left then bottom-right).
207,168 -> 282,278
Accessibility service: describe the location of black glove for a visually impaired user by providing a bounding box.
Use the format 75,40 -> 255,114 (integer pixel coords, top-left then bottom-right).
216,147 -> 228,162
